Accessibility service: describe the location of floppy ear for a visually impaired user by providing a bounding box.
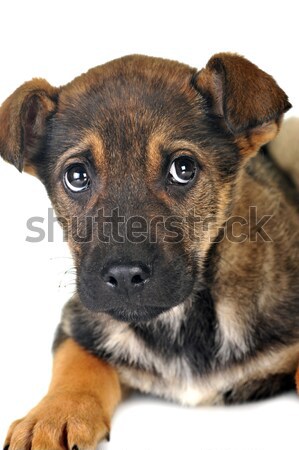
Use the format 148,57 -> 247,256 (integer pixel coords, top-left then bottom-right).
0,79 -> 59,173
195,53 -> 292,154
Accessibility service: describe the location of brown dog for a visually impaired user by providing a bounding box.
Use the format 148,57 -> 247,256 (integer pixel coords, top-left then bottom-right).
1,53 -> 299,450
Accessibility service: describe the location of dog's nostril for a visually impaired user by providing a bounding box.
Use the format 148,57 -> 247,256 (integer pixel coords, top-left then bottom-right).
107,276 -> 118,287
131,274 -> 145,285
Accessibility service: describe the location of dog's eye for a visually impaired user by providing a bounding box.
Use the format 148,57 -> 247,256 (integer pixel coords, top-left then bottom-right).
168,156 -> 197,185
64,164 -> 90,192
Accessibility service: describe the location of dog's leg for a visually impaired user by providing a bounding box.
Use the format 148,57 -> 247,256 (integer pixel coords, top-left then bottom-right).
4,338 -> 121,450
296,365 -> 299,394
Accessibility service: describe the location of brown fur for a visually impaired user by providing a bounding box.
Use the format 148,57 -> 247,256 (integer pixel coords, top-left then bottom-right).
0,79 -> 58,172
195,53 -> 290,136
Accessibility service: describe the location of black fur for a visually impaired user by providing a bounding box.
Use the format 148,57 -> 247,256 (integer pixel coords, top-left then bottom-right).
223,373 -> 295,404
131,288 -> 217,374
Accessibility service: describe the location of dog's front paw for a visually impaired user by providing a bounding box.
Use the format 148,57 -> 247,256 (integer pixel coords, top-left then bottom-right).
4,391 -> 110,450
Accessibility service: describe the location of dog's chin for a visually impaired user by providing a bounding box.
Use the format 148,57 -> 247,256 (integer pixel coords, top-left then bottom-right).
80,297 -> 171,323
105,305 -> 170,323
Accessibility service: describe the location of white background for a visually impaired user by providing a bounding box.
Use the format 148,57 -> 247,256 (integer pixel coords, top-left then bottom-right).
0,1 -> 298,449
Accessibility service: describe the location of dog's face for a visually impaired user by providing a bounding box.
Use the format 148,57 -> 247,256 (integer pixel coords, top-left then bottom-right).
0,54 -> 290,322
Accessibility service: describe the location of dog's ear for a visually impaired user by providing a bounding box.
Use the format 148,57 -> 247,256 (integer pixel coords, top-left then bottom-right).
0,79 -> 58,173
195,53 -> 292,153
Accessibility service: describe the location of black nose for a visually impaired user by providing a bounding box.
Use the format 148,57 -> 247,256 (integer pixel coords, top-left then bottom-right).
101,262 -> 151,296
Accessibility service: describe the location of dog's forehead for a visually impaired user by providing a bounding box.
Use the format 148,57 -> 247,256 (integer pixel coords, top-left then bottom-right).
62,54 -> 197,101
56,55 -> 202,152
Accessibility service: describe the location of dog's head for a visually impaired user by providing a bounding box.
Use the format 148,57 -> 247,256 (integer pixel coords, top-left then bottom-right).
0,53 -> 291,322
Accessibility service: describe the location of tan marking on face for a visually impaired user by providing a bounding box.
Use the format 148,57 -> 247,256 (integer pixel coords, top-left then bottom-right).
146,132 -> 176,208
87,131 -> 106,170
53,132 -> 105,177
146,133 -> 163,184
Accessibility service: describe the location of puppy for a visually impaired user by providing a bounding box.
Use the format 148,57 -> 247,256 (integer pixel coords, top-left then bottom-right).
1,53 -> 299,450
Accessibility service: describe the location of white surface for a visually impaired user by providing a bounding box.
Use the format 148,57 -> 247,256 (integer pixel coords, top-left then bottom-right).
0,1 -> 298,448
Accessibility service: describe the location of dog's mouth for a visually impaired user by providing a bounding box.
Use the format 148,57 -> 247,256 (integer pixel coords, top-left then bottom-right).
77,284 -> 192,323
102,304 -> 170,323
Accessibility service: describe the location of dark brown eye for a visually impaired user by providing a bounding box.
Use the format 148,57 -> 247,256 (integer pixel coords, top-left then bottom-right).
64,164 -> 90,192
168,156 -> 197,185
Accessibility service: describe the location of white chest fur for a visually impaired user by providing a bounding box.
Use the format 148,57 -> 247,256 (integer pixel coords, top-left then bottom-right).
99,315 -> 299,406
